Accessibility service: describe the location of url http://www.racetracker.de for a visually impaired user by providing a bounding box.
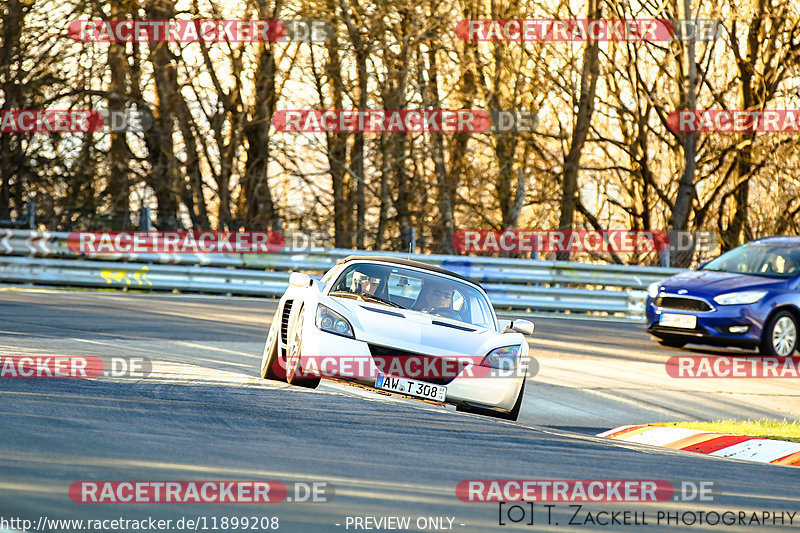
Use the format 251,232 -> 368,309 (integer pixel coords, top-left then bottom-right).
0,515 -> 281,532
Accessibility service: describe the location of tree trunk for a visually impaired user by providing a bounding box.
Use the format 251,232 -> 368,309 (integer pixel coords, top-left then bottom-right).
0,0 -> 26,220
556,0 -> 600,260
425,42 -> 454,253
106,1 -> 132,230
324,0 -> 350,248
243,3 -> 278,231
374,136 -> 391,250
671,0 -> 698,232
386,10 -> 411,251
721,8 -> 762,250
341,0 -> 367,248
143,0 -> 180,230
175,92 -> 210,230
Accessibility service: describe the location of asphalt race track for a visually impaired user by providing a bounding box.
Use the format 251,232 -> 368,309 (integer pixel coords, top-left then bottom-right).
1,289 -> 799,532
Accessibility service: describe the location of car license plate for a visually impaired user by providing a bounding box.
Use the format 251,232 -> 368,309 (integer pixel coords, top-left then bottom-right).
375,374 -> 446,402
660,313 -> 696,329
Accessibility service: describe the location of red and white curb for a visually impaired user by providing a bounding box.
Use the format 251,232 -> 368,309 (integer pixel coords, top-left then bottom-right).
598,425 -> 800,467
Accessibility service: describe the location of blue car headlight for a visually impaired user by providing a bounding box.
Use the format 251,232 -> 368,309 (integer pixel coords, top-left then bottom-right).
713,291 -> 768,305
315,304 -> 355,338
481,345 -> 521,369
648,282 -> 660,298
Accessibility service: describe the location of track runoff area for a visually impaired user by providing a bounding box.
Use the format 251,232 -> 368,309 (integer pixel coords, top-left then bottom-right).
0,290 -> 799,532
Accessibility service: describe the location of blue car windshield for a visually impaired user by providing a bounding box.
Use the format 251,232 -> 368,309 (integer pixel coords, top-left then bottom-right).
702,244 -> 800,279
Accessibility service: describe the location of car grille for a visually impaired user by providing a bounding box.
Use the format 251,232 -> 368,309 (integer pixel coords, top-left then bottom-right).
280,300 -> 293,344
654,296 -> 712,312
367,344 -> 466,386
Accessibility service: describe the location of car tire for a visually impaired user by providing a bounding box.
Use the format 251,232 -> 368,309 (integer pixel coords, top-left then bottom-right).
658,337 -> 687,348
260,310 -> 286,381
761,311 -> 799,357
456,379 -> 526,422
285,306 -> 321,388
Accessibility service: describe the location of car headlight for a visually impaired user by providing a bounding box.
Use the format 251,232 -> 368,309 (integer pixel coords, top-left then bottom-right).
648,282 -> 660,298
315,304 -> 355,338
481,345 -> 521,369
713,291 -> 768,305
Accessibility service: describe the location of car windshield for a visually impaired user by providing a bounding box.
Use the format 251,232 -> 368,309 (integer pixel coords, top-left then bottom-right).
702,244 -> 800,279
329,263 -> 496,329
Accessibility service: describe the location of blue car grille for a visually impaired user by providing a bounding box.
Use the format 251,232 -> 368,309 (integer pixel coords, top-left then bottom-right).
655,296 -> 712,312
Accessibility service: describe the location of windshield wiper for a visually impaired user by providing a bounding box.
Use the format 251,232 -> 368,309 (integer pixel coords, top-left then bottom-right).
741,272 -> 790,279
328,290 -> 402,308
359,294 -> 402,308
328,290 -> 363,301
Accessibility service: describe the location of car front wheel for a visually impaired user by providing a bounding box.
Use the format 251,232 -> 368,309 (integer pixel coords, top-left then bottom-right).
260,310 -> 286,381
456,379 -> 525,422
285,307 -> 321,388
761,311 -> 798,357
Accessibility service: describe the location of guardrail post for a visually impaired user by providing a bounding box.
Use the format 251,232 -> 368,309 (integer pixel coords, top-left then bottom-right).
140,207 -> 152,231
25,203 -> 35,229
660,247 -> 671,268
404,228 -> 416,255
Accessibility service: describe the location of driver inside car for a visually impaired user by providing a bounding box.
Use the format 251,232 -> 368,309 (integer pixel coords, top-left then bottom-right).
414,281 -> 455,314
760,252 -> 784,274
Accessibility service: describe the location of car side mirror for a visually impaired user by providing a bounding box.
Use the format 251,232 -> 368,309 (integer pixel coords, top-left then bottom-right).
502,319 -> 534,336
696,259 -> 712,270
289,272 -> 311,287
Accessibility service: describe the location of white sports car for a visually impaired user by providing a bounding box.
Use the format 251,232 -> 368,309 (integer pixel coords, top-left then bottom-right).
259,256 -> 533,420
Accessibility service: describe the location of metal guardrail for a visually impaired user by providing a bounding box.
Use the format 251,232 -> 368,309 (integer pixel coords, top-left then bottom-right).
0,230 -> 687,320
0,203 -> 36,230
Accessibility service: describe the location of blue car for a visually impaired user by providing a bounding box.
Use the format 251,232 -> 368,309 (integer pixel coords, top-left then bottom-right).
646,236 -> 800,356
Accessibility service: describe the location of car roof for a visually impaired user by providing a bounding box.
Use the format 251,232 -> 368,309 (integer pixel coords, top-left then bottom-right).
750,236 -> 800,246
338,255 -> 482,288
